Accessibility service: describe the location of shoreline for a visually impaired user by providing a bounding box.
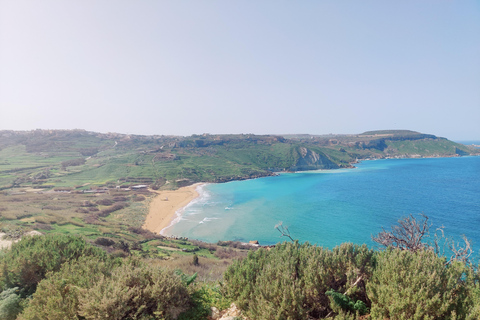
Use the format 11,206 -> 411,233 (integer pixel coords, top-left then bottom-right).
143,183 -> 203,235
139,156 -> 480,247
141,154 -> 478,238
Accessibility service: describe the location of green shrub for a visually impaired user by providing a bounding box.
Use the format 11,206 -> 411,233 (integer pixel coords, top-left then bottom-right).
175,270 -> 198,286
0,287 -> 22,320
192,253 -> 199,266
18,256 -> 119,320
466,278 -> 480,319
367,248 -> 472,319
223,241 -> 375,319
94,237 -> 116,247
326,290 -> 368,315
19,258 -> 189,320
61,158 -> 86,168
99,202 -> 128,217
78,262 -> 190,320
178,283 -> 231,320
0,234 -> 106,296
333,310 -> 358,320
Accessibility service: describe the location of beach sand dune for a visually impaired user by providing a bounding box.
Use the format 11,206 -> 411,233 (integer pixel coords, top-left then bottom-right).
143,184 -> 201,234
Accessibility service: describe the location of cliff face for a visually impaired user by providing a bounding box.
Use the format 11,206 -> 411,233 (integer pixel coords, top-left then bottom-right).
289,147 -> 339,171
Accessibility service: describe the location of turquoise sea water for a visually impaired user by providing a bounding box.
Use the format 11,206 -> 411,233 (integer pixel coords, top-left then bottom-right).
165,156 -> 480,252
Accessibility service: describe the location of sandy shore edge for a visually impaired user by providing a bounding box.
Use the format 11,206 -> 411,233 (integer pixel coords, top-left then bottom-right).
143,183 -> 203,235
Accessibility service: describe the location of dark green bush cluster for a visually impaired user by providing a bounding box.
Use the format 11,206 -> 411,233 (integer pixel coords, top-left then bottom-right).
177,283 -> 230,320
223,241 -> 480,320
223,241 -> 375,319
99,202 -> 128,217
325,290 -> 368,315
0,234 -> 192,320
0,234 -> 107,296
0,287 -> 22,320
18,258 -> 190,320
2,233 -> 480,320
61,158 -> 86,169
367,248 -> 478,320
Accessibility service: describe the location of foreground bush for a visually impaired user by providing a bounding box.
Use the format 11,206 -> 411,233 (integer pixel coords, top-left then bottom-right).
223,241 -> 480,320
0,234 -> 107,297
19,257 -> 190,320
18,256 -> 119,319
223,241 -> 375,319
177,283 -> 231,320
367,248 -> 475,320
79,262 -> 190,319
466,280 -> 480,319
0,287 -> 22,320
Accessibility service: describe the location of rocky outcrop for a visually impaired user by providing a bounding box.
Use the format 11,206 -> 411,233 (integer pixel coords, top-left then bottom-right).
289,147 -> 339,171
0,230 -> 43,250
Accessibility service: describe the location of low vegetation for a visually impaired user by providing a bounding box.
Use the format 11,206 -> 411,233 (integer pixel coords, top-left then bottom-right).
223,242 -> 375,319
0,234 -> 239,320
222,214 -> 480,320
19,257 -> 190,320
224,241 -> 480,320
0,215 -> 479,320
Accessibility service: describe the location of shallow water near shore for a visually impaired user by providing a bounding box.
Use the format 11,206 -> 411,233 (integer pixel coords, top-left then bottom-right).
166,156 -> 480,253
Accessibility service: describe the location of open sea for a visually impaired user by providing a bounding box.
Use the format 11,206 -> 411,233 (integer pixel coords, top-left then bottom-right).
165,153 -> 480,254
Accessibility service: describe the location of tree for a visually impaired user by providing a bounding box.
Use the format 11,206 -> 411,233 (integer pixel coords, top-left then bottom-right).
372,213 -> 430,253
372,213 -> 473,265
274,221 -> 294,242
435,231 -> 473,265
192,253 -> 199,266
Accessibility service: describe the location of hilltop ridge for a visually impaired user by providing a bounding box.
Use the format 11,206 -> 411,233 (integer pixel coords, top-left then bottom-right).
0,129 -> 476,191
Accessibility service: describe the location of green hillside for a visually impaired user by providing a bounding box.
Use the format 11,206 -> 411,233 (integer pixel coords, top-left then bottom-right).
0,129 -> 477,191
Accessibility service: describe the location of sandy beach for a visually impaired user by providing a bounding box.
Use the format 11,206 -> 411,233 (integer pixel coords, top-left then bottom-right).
143,183 -> 202,234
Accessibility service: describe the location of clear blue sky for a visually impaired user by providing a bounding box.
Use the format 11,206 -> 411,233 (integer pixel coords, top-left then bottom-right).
1,1 -> 479,140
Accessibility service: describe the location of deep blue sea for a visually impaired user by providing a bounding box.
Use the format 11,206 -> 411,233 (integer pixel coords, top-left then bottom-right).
165,155 -> 480,253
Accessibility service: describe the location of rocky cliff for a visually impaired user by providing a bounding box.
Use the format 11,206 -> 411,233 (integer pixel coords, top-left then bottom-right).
289,147 -> 340,171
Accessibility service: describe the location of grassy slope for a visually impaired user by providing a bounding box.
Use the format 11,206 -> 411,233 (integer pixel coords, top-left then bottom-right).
386,139 -> 470,156
1,130 -> 476,190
